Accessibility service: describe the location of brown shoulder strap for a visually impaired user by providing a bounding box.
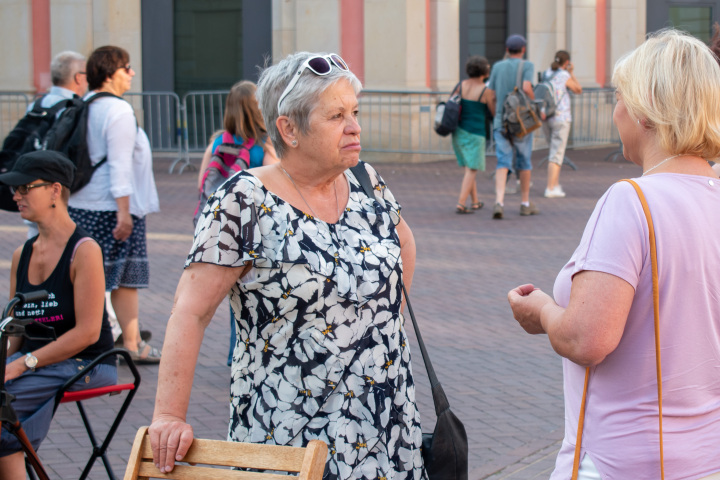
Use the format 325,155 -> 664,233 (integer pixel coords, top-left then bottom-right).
571,179 -> 664,479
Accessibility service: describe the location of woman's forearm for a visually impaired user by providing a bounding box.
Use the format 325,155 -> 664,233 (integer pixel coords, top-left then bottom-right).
153,311 -> 206,421
25,328 -> 100,369
153,263 -> 244,420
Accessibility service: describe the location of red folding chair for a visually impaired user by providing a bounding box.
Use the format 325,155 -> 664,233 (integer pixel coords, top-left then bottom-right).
27,348 -> 141,480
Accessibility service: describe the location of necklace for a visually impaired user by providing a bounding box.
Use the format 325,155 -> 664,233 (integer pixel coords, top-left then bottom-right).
642,153 -> 684,176
279,164 -> 339,219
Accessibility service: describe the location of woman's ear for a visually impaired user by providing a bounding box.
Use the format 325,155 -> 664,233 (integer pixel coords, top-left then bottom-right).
276,116 -> 297,148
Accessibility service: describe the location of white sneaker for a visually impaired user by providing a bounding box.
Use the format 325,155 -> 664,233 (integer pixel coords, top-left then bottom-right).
544,186 -> 566,198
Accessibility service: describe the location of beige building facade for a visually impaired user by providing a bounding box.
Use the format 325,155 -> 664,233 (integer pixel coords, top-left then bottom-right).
0,0 -> 716,95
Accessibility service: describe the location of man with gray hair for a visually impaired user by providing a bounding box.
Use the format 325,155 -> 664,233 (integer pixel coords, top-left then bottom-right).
28,50 -> 87,111
22,51 -> 88,237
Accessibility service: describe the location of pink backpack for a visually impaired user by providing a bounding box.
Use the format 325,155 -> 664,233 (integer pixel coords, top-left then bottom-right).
193,131 -> 255,225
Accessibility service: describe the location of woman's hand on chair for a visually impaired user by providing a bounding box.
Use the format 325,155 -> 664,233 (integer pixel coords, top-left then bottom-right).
149,415 -> 194,473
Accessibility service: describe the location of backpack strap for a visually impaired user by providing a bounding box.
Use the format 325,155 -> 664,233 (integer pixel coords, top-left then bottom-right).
542,69 -> 560,83
516,60 -> 525,90
28,95 -> 69,120
84,92 -> 130,171
218,131 -> 235,151
350,162 -> 376,200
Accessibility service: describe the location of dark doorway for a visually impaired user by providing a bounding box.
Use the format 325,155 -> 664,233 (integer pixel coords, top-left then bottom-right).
647,1 -> 720,42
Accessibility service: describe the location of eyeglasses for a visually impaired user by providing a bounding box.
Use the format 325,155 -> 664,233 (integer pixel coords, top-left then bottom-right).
277,54 -> 349,111
119,65 -> 132,73
10,182 -> 52,195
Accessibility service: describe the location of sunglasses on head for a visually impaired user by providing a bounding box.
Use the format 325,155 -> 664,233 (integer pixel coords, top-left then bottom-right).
10,182 -> 52,195
277,54 -> 349,111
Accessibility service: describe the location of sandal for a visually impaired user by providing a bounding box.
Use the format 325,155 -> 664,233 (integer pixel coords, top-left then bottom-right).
121,340 -> 162,365
455,203 -> 474,214
471,202 -> 484,210
114,329 -> 153,347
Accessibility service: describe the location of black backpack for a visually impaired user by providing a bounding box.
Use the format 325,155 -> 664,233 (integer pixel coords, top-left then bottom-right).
0,95 -> 70,174
42,92 -> 121,193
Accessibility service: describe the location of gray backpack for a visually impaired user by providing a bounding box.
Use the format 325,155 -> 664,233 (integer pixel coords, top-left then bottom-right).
501,60 -> 542,139
533,70 -> 560,119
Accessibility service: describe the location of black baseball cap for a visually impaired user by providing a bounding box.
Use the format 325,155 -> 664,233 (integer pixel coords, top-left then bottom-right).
0,151 -> 75,188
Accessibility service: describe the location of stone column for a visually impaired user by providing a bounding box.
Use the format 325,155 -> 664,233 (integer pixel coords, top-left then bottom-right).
50,0 -> 94,59
431,0 -> 459,90
91,0 -> 143,92
567,0 -> 599,87
527,0 -> 566,80
606,0 -> 645,85
365,0 -> 427,89
272,0 -> 341,62
0,0 -> 34,92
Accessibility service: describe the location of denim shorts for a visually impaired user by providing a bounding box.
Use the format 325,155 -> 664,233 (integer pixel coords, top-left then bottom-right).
493,128 -> 534,171
0,352 -> 117,456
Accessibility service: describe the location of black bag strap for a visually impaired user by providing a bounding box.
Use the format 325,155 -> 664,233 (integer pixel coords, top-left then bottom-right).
28,95 -> 69,119
350,162 -> 374,199
86,91 -> 123,103
350,163 -> 448,414
450,81 -> 462,98
478,86 -> 487,102
84,91 -> 129,170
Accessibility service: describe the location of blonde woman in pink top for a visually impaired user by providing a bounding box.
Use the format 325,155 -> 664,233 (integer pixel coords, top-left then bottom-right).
509,29 -> 720,479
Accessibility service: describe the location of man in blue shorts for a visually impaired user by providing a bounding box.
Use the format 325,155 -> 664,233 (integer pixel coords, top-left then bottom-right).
487,35 -> 539,219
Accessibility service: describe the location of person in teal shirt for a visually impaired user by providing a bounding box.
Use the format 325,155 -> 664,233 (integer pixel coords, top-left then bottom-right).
452,56 -> 494,214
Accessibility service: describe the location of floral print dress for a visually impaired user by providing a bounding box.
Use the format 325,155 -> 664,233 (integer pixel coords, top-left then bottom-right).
186,162 -> 424,480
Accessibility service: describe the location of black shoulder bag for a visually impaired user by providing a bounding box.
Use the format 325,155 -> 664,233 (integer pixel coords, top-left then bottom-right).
350,163 -> 469,480
434,82 -> 462,137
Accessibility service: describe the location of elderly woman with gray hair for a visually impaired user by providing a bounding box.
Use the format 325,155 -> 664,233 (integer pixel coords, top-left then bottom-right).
149,52 -> 424,479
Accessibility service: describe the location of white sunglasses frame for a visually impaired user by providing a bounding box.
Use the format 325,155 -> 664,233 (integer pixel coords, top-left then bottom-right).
276,54 -> 348,112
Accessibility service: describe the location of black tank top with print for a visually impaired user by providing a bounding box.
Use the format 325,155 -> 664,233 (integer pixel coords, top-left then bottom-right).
13,226 -> 114,364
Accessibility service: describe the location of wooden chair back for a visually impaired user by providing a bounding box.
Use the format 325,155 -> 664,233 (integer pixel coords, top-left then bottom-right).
123,426 -> 327,480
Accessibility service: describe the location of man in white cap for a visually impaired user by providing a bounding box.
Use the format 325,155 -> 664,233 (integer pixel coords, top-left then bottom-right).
486,34 -> 539,219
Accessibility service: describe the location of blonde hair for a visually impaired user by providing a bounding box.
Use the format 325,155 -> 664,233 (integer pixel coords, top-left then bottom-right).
612,28 -> 720,159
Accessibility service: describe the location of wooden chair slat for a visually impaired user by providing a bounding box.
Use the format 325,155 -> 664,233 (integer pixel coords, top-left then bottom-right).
124,427 -> 327,480
137,462 -> 299,480
137,436 -> 307,470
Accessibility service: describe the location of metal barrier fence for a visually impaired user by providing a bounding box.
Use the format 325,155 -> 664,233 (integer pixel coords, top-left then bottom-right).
358,87 -> 619,156
0,88 -> 619,172
178,87 -> 619,158
0,92 -> 30,143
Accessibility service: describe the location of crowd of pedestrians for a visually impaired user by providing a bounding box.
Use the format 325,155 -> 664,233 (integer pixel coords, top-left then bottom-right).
451,35 -> 585,220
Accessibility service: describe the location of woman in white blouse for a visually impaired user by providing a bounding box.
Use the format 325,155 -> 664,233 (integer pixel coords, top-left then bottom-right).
68,45 -> 161,363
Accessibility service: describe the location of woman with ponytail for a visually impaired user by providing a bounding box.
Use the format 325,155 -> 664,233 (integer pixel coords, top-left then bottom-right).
541,50 -> 582,198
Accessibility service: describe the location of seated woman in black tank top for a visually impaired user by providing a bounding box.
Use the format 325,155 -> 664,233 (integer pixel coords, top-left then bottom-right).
0,151 -> 116,479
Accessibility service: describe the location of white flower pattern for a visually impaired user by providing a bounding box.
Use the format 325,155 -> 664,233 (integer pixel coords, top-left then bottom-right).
186,162 -> 424,480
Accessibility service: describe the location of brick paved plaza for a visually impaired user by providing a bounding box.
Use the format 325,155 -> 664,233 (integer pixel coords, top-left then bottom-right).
0,145 -> 638,479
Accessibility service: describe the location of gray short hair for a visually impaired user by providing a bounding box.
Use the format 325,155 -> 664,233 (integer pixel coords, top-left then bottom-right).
256,52 -> 362,158
50,51 -> 86,87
